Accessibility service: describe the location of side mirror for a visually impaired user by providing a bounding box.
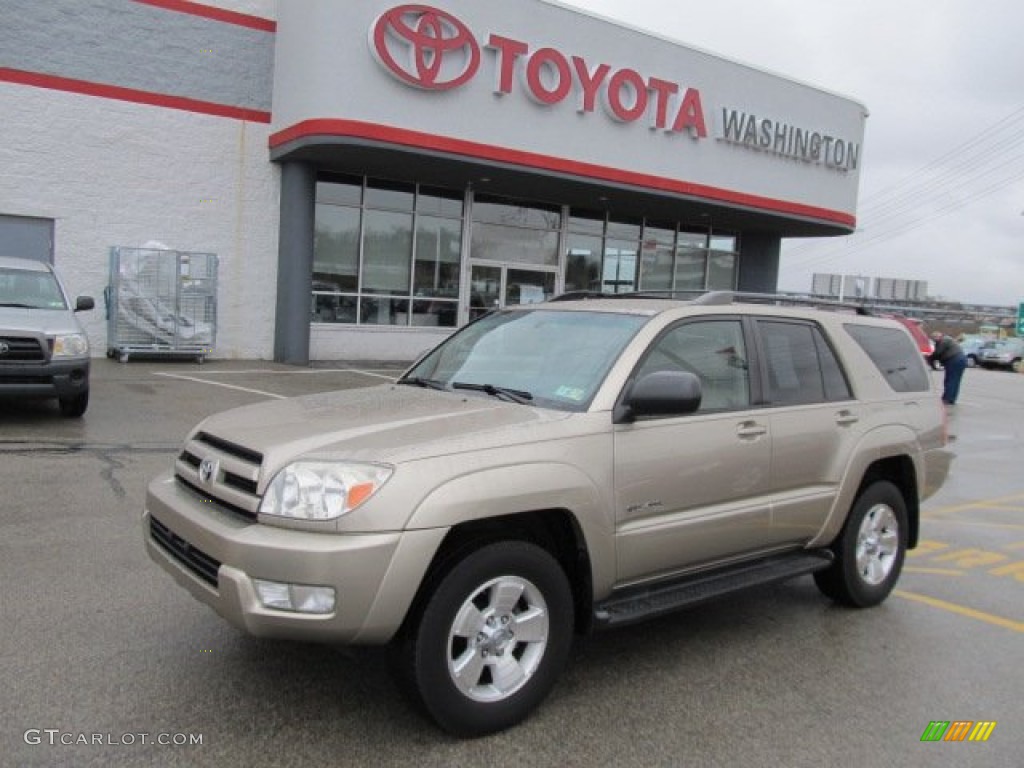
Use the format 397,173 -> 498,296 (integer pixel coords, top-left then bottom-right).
614,370 -> 702,423
75,296 -> 95,312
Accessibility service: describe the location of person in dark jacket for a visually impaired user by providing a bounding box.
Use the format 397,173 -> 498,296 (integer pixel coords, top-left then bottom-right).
927,331 -> 967,405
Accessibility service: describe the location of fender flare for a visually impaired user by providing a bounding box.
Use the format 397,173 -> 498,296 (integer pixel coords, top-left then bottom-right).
406,462 -> 617,596
809,423 -> 922,548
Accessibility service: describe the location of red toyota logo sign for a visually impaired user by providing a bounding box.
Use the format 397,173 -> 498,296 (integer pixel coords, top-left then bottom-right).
371,5 -> 480,91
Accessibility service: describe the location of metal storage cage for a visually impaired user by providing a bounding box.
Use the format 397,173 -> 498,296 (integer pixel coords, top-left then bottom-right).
106,246 -> 218,362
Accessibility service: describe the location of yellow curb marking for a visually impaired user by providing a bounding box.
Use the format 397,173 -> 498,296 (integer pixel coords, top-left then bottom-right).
894,590 -> 1024,633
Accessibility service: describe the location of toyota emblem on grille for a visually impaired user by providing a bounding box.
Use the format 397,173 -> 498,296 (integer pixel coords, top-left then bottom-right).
0,341 -> 9,356
198,458 -> 218,485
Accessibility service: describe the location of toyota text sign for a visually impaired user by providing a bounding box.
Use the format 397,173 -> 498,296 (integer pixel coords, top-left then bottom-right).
371,4 -> 707,137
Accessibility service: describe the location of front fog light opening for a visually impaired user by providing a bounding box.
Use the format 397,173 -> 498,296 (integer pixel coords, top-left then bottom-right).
253,579 -> 336,615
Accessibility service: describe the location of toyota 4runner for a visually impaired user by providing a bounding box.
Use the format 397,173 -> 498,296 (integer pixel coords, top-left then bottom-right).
144,292 -> 952,736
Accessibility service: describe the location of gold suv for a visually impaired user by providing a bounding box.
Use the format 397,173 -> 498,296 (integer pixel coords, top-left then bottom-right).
144,292 -> 951,736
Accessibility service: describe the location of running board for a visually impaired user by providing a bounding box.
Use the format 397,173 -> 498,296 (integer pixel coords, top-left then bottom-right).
593,550 -> 834,628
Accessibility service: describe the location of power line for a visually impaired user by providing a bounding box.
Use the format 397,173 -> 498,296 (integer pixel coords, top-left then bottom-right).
783,102 -> 1024,271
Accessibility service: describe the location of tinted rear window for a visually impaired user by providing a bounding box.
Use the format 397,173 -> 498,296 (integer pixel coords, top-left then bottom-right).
757,320 -> 852,405
844,324 -> 930,392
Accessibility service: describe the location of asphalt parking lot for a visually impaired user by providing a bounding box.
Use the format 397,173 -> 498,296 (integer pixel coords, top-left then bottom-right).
1,358 -> 1020,767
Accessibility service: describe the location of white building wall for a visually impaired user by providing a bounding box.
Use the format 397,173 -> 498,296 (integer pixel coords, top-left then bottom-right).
0,83 -> 280,359
202,0 -> 277,19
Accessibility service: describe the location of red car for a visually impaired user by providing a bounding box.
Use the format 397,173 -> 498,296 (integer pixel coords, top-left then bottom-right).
886,315 -> 933,360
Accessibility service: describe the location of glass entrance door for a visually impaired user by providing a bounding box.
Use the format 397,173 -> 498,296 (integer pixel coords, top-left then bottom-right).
468,264 -> 557,322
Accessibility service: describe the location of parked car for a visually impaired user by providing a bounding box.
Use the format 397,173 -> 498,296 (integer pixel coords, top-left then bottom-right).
144,292 -> 952,736
958,335 -> 988,368
0,256 -> 94,417
977,338 -> 1024,371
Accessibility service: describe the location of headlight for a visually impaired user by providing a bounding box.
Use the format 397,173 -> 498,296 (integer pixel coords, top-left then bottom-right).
259,461 -> 393,520
52,334 -> 89,357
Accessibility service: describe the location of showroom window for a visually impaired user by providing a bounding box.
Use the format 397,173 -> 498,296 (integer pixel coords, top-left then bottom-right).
564,211 -> 604,293
470,195 -> 561,266
564,213 -> 642,294
313,175 -> 463,327
708,233 -> 739,291
638,220 -> 676,291
604,217 -> 641,293
564,212 -> 738,295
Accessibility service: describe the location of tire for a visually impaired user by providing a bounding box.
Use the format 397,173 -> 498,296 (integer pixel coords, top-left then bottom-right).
395,540 -> 574,737
58,390 -> 89,418
814,480 -> 907,607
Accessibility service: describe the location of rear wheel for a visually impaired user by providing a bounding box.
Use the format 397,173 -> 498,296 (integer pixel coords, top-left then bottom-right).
395,540 -> 574,737
814,480 -> 907,607
58,390 -> 89,418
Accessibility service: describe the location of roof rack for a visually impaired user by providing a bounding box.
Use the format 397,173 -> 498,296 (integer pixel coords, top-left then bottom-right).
549,290 -> 871,314
549,289 -> 728,303
726,292 -> 873,315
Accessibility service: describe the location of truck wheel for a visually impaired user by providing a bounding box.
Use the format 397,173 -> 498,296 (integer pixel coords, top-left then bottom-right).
396,540 -> 573,737
814,480 -> 907,607
58,390 -> 89,418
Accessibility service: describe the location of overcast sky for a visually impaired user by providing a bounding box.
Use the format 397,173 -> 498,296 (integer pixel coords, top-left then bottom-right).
559,0 -> 1024,307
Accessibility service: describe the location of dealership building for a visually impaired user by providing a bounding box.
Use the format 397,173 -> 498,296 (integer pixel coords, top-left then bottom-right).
0,0 -> 867,363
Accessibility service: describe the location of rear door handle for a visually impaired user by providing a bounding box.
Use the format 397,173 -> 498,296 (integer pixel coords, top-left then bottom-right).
836,410 -> 859,426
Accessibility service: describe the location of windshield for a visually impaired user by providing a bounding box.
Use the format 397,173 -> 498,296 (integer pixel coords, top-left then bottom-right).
402,309 -> 649,411
0,267 -> 68,310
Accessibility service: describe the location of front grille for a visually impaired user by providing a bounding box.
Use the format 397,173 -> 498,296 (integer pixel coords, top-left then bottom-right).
0,336 -> 45,362
178,448 -> 258,495
222,472 -> 259,495
149,516 -> 220,587
176,475 -> 257,520
179,451 -> 201,470
196,431 -> 263,465
175,431 -> 264,517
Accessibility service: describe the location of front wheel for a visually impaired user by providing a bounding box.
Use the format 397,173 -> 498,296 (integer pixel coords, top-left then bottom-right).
814,480 -> 908,607
58,390 -> 89,418
395,540 -> 574,737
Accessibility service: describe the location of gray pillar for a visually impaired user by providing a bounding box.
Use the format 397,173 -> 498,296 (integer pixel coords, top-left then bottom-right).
736,232 -> 781,293
274,161 -> 316,365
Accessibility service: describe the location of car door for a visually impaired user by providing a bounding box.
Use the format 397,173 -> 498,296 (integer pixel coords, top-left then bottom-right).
613,317 -> 773,584
752,318 -> 858,544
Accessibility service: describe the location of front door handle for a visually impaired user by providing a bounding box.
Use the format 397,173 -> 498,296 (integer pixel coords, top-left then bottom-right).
737,421 -> 768,439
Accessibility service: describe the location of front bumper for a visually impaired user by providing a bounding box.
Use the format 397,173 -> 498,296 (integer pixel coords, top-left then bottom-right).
979,357 -> 1014,368
0,357 -> 90,399
143,471 -> 447,644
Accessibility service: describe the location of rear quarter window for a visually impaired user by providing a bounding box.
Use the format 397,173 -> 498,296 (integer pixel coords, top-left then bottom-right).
843,324 -> 931,392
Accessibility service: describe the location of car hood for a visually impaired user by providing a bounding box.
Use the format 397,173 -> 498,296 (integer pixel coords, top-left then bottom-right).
189,383 -> 574,471
0,306 -> 82,335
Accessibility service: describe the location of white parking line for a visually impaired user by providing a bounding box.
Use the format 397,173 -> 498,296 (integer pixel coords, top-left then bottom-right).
152,372 -> 287,399
157,368 -> 401,380
343,369 -> 400,381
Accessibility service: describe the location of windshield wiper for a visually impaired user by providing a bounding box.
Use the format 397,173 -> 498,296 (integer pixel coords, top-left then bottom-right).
451,382 -> 534,404
0,302 -> 37,309
397,376 -> 449,391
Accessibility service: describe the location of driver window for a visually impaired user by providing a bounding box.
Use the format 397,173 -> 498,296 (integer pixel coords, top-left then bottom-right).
636,319 -> 750,411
